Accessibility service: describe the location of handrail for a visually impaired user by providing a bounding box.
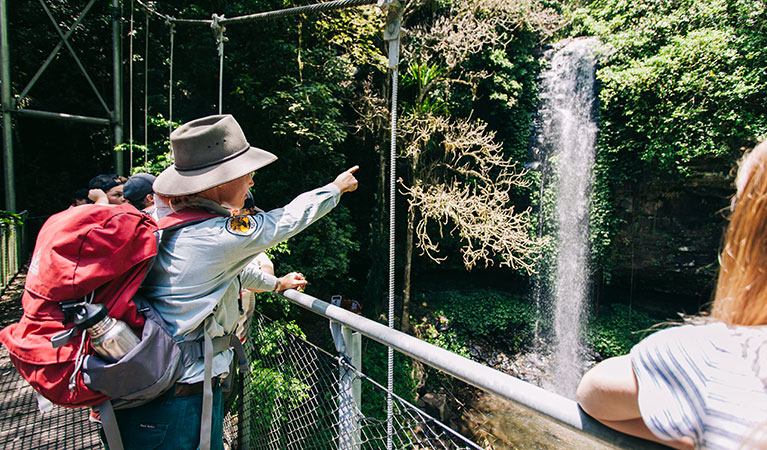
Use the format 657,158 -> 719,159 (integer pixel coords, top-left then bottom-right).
0,210 -> 27,293
281,289 -> 670,449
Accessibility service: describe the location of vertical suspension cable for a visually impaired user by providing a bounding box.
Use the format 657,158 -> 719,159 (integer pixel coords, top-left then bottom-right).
167,20 -> 174,139
128,0 -> 134,172
218,45 -> 224,114
386,64 -> 398,450
382,3 -> 403,448
211,14 -> 226,115
144,12 -> 149,166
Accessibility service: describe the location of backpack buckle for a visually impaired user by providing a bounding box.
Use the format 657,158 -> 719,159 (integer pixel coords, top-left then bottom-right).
51,328 -> 78,348
60,299 -> 86,325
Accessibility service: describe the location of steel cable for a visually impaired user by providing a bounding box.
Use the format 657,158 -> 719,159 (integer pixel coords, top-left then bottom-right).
167,20 -> 174,138
136,0 -> 376,25
387,64 -> 398,450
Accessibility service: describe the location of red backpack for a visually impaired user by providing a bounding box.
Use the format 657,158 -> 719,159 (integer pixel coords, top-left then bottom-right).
0,204 -> 218,408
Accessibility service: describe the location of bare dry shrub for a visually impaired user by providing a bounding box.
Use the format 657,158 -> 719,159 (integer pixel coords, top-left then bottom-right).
399,113 -> 542,272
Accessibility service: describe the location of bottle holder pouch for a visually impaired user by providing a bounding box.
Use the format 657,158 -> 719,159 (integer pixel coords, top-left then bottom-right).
80,297 -> 197,410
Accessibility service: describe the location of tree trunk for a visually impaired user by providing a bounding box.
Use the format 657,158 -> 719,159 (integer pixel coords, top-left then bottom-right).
401,206 -> 415,333
366,140 -> 389,318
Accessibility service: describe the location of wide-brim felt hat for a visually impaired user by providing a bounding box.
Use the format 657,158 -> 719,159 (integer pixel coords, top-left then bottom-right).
154,114 -> 277,196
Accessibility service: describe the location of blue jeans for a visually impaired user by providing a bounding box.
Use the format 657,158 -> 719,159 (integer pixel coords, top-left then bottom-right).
105,384 -> 224,450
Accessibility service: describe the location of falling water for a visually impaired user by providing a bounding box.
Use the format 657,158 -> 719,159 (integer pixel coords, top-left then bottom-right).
533,38 -> 599,398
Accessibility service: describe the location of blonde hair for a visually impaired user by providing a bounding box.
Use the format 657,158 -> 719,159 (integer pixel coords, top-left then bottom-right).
713,140 -> 767,326
155,194 -> 198,213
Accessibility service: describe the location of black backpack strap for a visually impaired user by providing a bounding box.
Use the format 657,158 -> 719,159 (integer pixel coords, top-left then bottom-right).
229,336 -> 249,374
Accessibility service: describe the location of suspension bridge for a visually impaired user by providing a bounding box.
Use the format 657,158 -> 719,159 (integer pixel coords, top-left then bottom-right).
0,1 -> 668,448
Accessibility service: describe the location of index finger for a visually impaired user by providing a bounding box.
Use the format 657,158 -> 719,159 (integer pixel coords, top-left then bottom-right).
346,165 -> 360,174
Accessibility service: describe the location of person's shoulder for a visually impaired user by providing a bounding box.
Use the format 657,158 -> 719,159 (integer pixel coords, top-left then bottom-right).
643,322 -> 728,344
223,214 -> 260,237
630,323 -> 722,358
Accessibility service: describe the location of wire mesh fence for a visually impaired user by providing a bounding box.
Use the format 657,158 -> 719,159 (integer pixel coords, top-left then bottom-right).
231,311 -> 481,449
0,307 -> 480,449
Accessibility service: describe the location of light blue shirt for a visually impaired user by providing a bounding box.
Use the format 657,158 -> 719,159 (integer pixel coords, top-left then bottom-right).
143,183 -> 340,382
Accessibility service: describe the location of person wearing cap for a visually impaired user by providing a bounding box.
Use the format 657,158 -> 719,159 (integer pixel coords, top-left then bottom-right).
123,172 -> 157,212
87,173 -> 127,205
109,114 -> 358,450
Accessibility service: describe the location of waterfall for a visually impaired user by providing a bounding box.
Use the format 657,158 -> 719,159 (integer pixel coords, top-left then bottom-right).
533,38 -> 599,398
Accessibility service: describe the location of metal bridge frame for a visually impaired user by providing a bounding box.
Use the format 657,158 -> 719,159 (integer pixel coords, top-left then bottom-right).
0,2 -> 664,447
0,0 -> 385,213
0,0 -> 125,212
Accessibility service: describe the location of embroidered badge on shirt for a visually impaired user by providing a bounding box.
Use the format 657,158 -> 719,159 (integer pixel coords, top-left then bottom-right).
226,216 -> 255,236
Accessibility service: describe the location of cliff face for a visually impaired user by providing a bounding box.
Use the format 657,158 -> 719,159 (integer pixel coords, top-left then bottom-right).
603,160 -> 734,310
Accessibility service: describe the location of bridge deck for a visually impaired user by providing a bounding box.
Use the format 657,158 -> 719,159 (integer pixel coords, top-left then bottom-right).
0,346 -> 101,449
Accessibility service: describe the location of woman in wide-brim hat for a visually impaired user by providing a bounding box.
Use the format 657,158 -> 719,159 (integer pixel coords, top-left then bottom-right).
111,114 -> 358,450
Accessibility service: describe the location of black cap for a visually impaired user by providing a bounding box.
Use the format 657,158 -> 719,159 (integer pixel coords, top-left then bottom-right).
88,174 -> 122,192
74,303 -> 108,330
123,173 -> 156,206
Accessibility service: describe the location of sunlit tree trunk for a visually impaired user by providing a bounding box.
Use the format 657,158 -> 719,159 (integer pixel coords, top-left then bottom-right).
402,205 -> 415,333
401,148 -> 420,333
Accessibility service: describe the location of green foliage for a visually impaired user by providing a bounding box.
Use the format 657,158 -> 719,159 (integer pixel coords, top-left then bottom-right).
269,208 -> 360,298
253,241 -> 295,314
485,48 -> 525,110
402,62 -> 448,114
360,339 -> 418,421
248,317 -> 311,427
116,114 -> 179,176
0,211 -> 24,226
261,75 -> 348,154
567,0 -> 767,281
475,29 -> 543,184
264,240 -> 290,260
314,7 -> 387,71
575,0 -> 767,174
597,26 -> 765,173
586,303 -> 660,359
251,318 -> 307,356
414,319 -> 471,359
588,151 -> 626,282
420,290 -> 537,354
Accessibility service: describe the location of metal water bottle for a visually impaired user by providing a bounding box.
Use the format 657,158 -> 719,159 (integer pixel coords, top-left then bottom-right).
74,303 -> 140,363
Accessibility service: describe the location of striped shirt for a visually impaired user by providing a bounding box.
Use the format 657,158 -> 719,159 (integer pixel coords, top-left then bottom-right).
631,322 -> 767,449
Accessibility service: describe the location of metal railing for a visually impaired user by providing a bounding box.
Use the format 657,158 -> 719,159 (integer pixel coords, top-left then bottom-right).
280,289 -> 670,449
0,210 -> 27,293
0,284 -> 671,449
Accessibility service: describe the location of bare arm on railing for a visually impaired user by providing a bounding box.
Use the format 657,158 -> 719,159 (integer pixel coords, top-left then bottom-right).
577,356 -> 692,450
